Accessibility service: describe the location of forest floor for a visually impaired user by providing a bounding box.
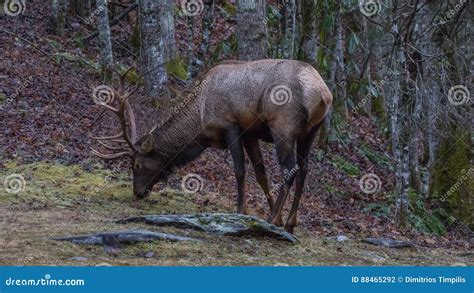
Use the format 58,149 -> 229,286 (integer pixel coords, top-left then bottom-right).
0,1 -> 472,266
0,161 -> 472,266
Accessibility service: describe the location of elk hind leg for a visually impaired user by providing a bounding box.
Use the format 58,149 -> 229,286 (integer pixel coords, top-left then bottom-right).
268,132 -> 296,226
243,137 -> 283,225
285,124 -> 321,233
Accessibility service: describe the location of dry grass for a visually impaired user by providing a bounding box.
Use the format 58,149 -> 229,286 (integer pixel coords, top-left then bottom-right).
0,161 -> 472,266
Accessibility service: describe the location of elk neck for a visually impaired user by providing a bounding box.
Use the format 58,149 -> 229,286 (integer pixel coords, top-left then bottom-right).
148,99 -> 207,170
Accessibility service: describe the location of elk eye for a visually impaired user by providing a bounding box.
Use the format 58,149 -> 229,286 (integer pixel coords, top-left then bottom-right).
134,162 -> 142,170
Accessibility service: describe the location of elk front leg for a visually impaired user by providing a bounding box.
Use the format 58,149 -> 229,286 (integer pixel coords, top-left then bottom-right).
243,137 -> 283,225
225,125 -> 247,214
285,124 -> 320,233
268,132 -> 296,226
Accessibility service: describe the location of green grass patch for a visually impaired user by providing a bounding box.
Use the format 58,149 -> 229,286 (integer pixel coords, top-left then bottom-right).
408,189 -> 447,235
324,184 -> 345,198
165,57 -> 188,81
358,144 -> 392,169
330,155 -> 360,176
362,202 -> 391,218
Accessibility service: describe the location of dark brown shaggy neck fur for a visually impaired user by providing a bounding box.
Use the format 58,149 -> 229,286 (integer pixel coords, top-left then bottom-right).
148,100 -> 207,171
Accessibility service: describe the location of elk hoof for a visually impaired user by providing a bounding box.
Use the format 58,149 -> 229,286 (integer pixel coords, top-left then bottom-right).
284,224 -> 295,234
275,217 -> 284,227
269,216 -> 284,227
134,189 -> 151,200
237,207 -> 248,215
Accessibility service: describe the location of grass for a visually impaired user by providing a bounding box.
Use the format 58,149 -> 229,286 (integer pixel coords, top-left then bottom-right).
0,161 -> 472,266
330,155 -> 360,177
358,144 -> 392,169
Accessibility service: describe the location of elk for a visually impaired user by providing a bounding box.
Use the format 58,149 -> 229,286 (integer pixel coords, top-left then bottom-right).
92,59 -> 332,233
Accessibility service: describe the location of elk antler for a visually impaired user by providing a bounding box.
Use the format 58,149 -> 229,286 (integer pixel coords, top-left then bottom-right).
91,67 -> 139,159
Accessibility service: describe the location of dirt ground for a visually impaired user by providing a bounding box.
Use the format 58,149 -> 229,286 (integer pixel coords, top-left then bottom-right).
1,161 -> 472,266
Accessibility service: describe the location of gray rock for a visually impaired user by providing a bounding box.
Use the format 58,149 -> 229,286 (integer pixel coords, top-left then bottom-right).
363,237 -> 415,249
117,213 -> 298,243
336,235 -> 349,242
144,251 -> 155,258
53,229 -> 200,245
70,256 -> 88,261
102,234 -> 121,255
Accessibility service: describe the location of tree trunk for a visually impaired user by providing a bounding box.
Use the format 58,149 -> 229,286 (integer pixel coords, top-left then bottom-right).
199,0 -> 214,65
97,0 -> 113,82
51,0 -> 68,36
317,0 -> 343,149
70,0 -> 90,17
159,0 -> 176,62
236,0 -> 267,61
280,0 -> 296,59
138,0 -> 167,98
187,16 -> 196,79
299,0 -> 316,63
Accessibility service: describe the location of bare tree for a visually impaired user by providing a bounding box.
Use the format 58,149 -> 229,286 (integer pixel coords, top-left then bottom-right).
199,0 -> 215,64
299,0 -> 317,63
138,0 -> 167,97
70,0 -> 91,17
51,0 -> 68,36
159,0 -> 176,62
236,0 -> 267,61
97,0 -> 113,82
279,0 -> 296,59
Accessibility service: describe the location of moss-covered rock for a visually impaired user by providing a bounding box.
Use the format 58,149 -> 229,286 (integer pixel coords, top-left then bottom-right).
117,213 -> 299,243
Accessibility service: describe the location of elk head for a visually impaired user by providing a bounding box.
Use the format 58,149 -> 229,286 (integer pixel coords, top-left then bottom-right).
91,69 -> 167,199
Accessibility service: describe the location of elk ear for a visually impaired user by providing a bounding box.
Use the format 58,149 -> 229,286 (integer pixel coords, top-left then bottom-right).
139,134 -> 155,154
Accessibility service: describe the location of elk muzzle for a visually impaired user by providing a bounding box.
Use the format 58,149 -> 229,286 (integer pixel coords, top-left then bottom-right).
133,178 -> 153,199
